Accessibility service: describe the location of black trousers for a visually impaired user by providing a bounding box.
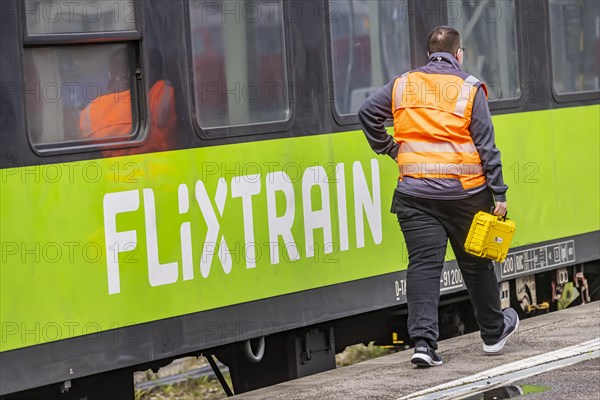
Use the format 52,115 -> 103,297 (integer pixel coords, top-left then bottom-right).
392,189 -> 504,349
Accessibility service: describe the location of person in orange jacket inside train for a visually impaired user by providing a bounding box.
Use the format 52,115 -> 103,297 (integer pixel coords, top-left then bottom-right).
359,26 -> 519,367
131,48 -> 177,154
80,48 -> 176,156
80,48 -> 133,140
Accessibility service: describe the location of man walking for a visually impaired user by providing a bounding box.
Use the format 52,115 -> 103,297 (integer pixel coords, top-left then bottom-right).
358,26 -> 518,367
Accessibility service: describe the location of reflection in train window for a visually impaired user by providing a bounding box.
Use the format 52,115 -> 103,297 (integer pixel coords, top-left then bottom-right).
189,0 -> 289,129
549,0 -> 600,95
24,0 -> 136,34
330,0 -> 412,116
449,0 -> 520,101
24,43 -> 137,146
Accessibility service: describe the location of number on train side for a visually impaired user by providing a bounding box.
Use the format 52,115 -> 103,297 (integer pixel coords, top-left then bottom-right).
502,257 -> 515,275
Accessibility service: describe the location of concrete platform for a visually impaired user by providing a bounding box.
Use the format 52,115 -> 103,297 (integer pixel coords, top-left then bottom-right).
233,302 -> 600,399
506,358 -> 599,400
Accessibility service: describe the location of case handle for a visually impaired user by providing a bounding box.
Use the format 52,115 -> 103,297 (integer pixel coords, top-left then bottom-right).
490,206 -> 508,220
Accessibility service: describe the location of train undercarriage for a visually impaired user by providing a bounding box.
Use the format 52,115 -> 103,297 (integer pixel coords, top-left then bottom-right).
5,260 -> 598,400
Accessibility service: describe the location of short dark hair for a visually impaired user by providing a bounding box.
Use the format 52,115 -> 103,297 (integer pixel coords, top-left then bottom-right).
427,26 -> 461,54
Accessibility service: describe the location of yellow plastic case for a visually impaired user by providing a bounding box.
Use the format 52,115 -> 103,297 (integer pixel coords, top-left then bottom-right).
464,211 -> 516,262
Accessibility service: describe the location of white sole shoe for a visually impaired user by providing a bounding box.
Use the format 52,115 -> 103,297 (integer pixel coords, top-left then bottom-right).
483,317 -> 520,354
411,353 -> 443,367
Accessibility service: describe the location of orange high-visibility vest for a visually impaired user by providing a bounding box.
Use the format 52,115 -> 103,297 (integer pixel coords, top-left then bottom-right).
80,90 -> 132,139
392,71 -> 488,190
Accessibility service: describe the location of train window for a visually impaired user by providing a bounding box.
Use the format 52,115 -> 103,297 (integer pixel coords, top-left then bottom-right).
188,0 -> 290,129
449,0 -> 520,101
24,44 -> 138,146
549,0 -> 600,95
329,0 -> 412,116
24,0 -> 136,35
21,0 -> 142,153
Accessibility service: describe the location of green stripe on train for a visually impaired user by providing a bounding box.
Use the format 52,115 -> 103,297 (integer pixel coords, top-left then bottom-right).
1,105 -> 598,352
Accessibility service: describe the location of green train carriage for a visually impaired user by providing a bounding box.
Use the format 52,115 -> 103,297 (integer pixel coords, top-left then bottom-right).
0,0 -> 598,398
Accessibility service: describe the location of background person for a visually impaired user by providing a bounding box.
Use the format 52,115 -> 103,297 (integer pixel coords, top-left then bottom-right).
79,48 -> 132,140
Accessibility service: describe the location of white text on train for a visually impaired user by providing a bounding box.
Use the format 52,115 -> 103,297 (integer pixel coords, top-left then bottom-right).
103,160 -> 382,294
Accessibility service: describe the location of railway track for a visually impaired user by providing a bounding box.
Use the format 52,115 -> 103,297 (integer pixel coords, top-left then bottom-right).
135,362 -> 229,391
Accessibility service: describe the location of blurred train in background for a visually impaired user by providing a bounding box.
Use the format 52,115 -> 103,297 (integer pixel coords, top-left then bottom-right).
1,0 -> 599,398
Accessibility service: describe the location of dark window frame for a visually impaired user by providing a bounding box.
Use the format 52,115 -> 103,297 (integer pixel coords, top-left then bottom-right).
545,0 -> 600,104
443,0 -> 525,111
324,0 -> 527,124
185,0 -> 294,140
325,0 -> 416,126
18,0 -> 147,156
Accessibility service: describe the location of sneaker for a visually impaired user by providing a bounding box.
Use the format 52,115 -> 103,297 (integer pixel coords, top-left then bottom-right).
483,307 -> 519,354
411,344 -> 443,367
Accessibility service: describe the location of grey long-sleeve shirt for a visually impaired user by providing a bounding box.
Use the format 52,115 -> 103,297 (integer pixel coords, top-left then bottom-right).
358,53 -> 508,202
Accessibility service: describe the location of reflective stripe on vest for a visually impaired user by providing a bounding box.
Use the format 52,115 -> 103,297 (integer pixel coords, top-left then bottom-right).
400,163 -> 483,177
392,71 -> 486,190
455,75 -> 480,116
392,73 -> 409,111
399,141 -> 478,154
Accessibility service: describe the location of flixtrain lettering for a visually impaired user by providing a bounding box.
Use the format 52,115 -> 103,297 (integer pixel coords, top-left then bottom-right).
103,159 -> 382,294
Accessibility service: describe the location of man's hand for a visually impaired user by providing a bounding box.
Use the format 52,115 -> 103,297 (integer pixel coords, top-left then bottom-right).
493,201 -> 507,217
